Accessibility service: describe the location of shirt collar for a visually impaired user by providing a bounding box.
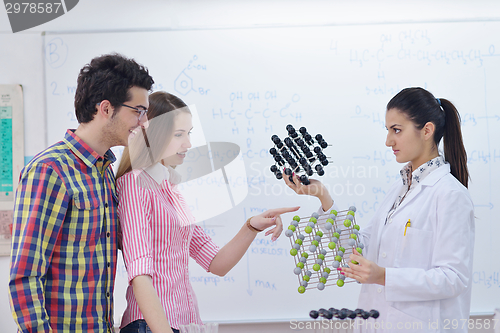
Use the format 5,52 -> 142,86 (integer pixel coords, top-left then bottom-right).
143,162 -> 182,185
400,155 -> 446,188
63,129 -> 116,168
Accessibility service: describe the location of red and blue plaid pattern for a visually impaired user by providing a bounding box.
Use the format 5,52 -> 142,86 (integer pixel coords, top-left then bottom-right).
9,130 -> 118,333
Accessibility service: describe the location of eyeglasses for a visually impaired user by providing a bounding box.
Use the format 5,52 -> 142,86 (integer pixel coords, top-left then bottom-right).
120,103 -> 148,119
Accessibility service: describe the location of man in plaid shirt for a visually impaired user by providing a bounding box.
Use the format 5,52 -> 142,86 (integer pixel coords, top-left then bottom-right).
9,54 -> 154,333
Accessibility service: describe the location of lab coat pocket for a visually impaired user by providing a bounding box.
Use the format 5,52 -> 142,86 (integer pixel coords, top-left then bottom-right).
395,227 -> 433,269
386,304 -> 435,332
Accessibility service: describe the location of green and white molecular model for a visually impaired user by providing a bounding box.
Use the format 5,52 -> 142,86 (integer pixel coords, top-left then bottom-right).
285,206 -> 363,294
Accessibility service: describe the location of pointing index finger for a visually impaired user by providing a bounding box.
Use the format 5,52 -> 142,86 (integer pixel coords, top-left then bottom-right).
269,206 -> 300,216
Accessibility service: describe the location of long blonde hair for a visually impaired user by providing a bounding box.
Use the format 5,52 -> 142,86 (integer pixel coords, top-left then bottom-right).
116,91 -> 191,179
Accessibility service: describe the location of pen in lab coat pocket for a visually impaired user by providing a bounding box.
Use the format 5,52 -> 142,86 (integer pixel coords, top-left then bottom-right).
404,219 -> 411,236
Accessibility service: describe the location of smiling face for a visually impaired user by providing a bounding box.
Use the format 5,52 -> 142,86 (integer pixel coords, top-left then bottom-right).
161,112 -> 193,167
105,86 -> 149,147
385,108 -> 437,169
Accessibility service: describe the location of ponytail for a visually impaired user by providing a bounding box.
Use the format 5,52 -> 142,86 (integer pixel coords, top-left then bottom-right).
440,99 -> 469,188
387,87 -> 469,188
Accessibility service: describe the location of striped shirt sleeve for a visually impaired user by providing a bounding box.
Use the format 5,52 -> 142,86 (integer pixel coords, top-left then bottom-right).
117,174 -> 154,284
189,225 -> 219,272
9,163 -> 68,333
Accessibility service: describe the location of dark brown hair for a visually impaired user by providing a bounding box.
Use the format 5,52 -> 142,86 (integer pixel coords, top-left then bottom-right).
387,87 -> 469,188
74,53 -> 154,123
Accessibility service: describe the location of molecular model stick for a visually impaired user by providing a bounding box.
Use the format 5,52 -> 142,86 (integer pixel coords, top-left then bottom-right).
285,207 -> 364,293
269,124 -> 331,185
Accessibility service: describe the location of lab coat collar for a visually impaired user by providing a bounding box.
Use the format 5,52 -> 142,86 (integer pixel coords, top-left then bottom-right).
420,163 -> 450,187
143,162 -> 182,185
394,163 -> 450,215
400,155 -> 446,188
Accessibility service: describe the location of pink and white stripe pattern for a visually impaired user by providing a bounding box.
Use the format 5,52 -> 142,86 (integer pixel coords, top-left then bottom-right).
117,164 -> 219,329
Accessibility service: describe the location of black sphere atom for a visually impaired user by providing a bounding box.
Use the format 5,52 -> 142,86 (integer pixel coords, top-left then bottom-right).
369,310 -> 380,319
337,311 -> 347,320
347,310 -> 356,319
324,311 -> 333,319
309,310 -> 319,319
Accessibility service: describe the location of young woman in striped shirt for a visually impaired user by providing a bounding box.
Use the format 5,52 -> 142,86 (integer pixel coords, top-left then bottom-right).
116,91 -> 298,333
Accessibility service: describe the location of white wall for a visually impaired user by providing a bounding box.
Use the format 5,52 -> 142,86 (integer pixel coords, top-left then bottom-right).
1,1 -> 500,332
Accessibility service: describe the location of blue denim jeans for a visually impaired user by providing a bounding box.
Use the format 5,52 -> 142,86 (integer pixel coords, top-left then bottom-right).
120,319 -> 179,333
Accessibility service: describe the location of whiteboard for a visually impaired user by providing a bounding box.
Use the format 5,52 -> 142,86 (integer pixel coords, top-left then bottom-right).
43,22 -> 500,322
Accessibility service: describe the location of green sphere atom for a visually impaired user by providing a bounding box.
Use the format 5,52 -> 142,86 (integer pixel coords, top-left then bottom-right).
290,248 -> 298,256
330,210 -> 338,216
337,279 -> 345,287
309,217 -> 317,223
288,225 -> 296,232
293,215 -> 301,222
350,234 -> 357,240
301,252 -> 309,259
339,246 -> 346,253
303,275 -> 310,282
332,232 -> 340,239
316,231 -> 324,237
351,260 -> 359,265
347,210 -> 355,216
297,262 -> 304,269
295,239 -> 303,245
313,264 -> 321,271
335,255 -> 342,262
298,286 -> 306,294
328,242 -> 336,250
312,240 -> 319,247
324,267 -> 331,274
344,219 -> 351,227
318,254 -> 325,260
326,218 -> 334,224
354,225 -> 360,231
305,226 -> 313,234
320,277 -> 327,284
356,247 -> 362,254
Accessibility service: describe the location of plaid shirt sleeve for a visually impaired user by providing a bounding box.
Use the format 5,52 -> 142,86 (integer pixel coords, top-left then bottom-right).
9,162 -> 69,333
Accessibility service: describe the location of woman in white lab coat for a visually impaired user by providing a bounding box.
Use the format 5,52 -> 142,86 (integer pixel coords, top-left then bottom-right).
284,87 -> 474,333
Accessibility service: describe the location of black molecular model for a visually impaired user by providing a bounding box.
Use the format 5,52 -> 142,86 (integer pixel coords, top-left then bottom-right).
310,308 -> 380,321
269,125 -> 330,185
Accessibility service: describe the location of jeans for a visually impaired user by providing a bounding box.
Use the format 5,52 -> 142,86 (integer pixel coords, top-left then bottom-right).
120,319 -> 180,333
